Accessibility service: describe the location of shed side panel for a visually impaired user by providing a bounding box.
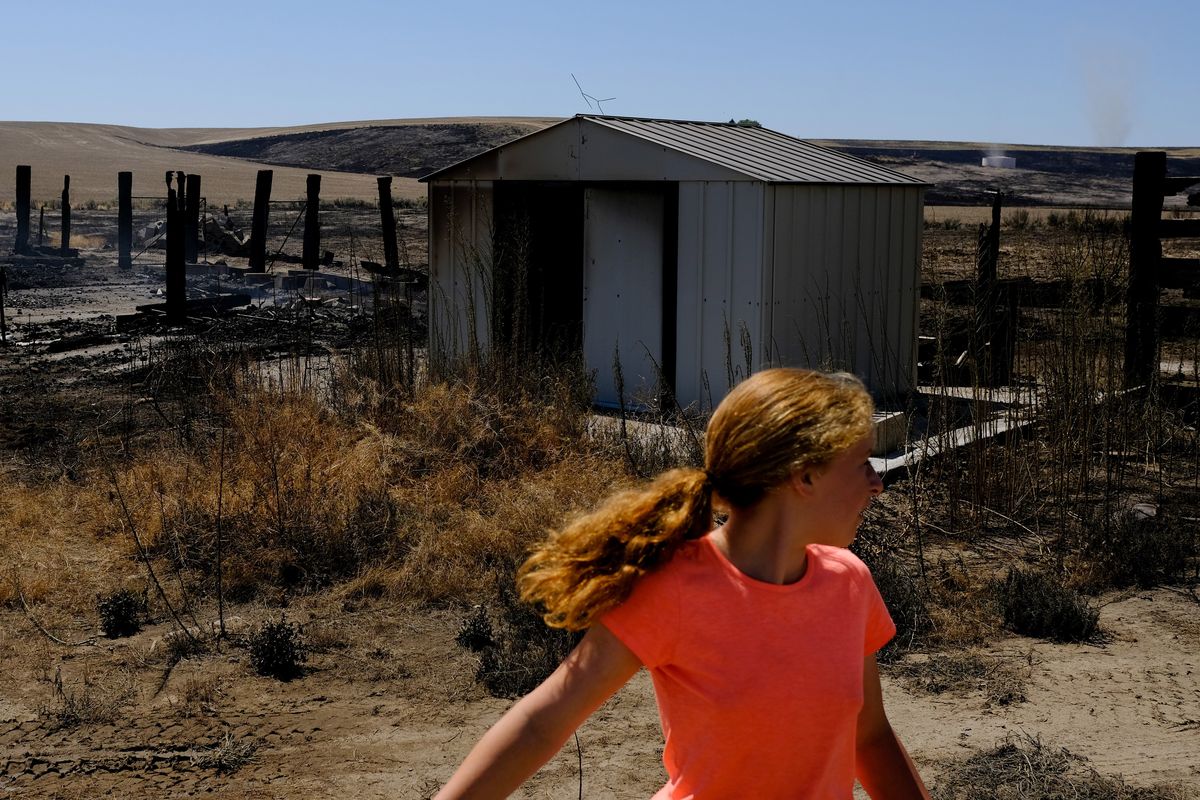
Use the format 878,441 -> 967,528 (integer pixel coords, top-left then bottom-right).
675,182 -> 704,408
428,180 -> 493,364
768,185 -> 921,398
673,181 -> 765,409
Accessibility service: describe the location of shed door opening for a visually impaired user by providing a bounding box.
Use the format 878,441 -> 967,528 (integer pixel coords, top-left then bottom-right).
492,183 -> 584,359
583,186 -> 665,408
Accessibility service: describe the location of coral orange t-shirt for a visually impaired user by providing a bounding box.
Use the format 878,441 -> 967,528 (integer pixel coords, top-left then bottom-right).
599,536 -> 895,800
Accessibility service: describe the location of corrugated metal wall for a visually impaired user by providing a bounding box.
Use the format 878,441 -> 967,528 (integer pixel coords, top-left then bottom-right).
428,177 -> 924,406
766,184 -> 924,399
674,181 -> 767,409
429,180 -> 494,363
583,187 -> 665,407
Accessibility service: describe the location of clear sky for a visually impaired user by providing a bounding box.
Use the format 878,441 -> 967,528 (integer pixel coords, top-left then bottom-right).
5,0 -> 1196,147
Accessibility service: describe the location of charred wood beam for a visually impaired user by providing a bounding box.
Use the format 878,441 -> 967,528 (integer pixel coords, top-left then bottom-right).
378,176 -> 399,270
248,169 -> 273,271
184,174 -> 201,263
60,176 -> 71,256
1160,257 -> 1200,289
1125,151 -> 1165,389
1158,218 -> 1200,239
118,171 -> 133,269
165,172 -> 186,322
303,174 -> 321,271
14,166 -> 31,254
1161,176 -> 1200,195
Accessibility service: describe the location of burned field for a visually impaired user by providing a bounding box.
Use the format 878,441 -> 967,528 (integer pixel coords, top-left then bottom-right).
0,186 -> 1198,798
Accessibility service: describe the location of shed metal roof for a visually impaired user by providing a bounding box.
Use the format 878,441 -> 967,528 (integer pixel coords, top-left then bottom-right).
583,116 -> 923,184
422,115 -> 925,185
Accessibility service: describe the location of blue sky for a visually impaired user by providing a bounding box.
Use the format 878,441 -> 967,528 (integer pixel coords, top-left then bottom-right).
5,0 -> 1196,146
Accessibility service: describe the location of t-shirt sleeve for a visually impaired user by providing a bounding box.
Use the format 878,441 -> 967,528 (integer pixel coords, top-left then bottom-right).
861,567 -> 897,657
597,566 -> 679,668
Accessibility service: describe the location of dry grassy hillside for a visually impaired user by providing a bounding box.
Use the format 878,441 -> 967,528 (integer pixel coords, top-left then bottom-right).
0,117 -> 555,206
4,116 -> 1195,209
814,139 -> 1200,206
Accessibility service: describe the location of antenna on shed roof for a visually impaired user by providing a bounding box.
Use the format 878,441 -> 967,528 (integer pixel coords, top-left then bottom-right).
571,73 -> 615,115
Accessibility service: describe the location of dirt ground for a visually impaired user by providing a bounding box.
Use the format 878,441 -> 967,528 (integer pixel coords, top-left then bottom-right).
0,212 -> 1197,798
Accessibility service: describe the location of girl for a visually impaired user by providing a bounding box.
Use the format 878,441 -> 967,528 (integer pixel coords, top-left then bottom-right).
436,368 -> 930,799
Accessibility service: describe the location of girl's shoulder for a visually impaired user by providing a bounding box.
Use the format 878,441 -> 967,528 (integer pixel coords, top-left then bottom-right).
809,544 -> 872,578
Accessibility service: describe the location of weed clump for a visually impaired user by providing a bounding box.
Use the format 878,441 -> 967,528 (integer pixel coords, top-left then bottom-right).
888,649 -> 1029,707
997,568 -> 1099,642
1071,510 -> 1198,590
193,731 -> 258,774
96,588 -> 147,638
248,616 -> 307,680
39,668 -> 131,730
933,732 -> 1189,799
458,588 -> 580,698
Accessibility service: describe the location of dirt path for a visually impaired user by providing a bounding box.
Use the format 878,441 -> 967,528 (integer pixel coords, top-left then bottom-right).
2,587 -> 1196,799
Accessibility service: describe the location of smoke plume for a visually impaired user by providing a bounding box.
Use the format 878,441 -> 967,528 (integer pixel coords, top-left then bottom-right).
1080,46 -> 1137,146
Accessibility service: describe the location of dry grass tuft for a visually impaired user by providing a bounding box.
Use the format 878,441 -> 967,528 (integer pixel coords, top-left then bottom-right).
933,732 -> 1190,799
0,478 -> 126,617
38,666 -> 135,730
192,731 -> 259,774
107,384 -> 397,597
888,649 -> 1031,707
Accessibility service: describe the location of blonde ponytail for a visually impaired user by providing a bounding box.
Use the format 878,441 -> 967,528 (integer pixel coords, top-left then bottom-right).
518,468 -> 713,630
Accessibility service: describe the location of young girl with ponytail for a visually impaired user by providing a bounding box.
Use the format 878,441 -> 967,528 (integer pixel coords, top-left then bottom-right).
435,368 -> 930,799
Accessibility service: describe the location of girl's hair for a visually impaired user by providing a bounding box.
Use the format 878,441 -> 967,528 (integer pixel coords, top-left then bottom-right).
518,368 -> 875,630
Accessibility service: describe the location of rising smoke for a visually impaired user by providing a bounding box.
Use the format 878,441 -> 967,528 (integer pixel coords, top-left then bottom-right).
1080,46 -> 1138,146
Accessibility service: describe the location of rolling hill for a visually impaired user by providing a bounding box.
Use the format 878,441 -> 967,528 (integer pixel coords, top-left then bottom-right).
2,117 -> 1196,208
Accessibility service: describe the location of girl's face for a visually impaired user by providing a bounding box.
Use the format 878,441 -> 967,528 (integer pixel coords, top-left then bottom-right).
799,433 -> 883,548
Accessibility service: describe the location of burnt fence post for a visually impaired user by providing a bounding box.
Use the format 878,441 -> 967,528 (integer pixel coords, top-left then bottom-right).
15,166 -> 31,254
118,171 -> 133,269
1125,151 -> 1166,390
303,173 -> 321,271
60,175 -> 71,256
973,191 -> 1008,386
248,169 -> 273,271
166,172 -> 186,322
378,176 -> 399,270
184,174 -> 201,263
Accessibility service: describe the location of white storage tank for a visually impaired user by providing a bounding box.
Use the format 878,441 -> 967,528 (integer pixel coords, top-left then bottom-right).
982,156 -> 1016,168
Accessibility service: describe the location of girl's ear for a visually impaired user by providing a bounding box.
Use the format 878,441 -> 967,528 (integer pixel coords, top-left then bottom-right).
787,470 -> 815,497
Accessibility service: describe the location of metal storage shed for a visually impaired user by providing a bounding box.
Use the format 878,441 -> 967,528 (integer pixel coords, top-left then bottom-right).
422,115 -> 926,409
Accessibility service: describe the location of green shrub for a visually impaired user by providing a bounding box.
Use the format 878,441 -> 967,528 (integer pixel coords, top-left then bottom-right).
997,568 -> 1098,642
248,616 -> 307,680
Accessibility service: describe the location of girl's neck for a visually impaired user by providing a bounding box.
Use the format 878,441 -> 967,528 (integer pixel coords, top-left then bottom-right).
710,491 -> 815,585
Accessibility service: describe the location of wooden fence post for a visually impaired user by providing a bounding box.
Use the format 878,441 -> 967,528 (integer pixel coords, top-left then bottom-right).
973,191 -> 1005,386
166,172 -> 186,322
378,176 -> 399,270
118,171 -> 133,269
248,169 -> 273,271
37,206 -> 45,247
1125,151 -> 1166,389
14,166 -> 30,254
0,268 -> 7,344
184,174 -> 201,264
60,176 -> 71,256
303,173 -> 321,271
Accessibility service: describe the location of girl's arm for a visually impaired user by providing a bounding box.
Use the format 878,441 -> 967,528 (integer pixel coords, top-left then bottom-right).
855,655 -> 931,800
434,622 -> 642,800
